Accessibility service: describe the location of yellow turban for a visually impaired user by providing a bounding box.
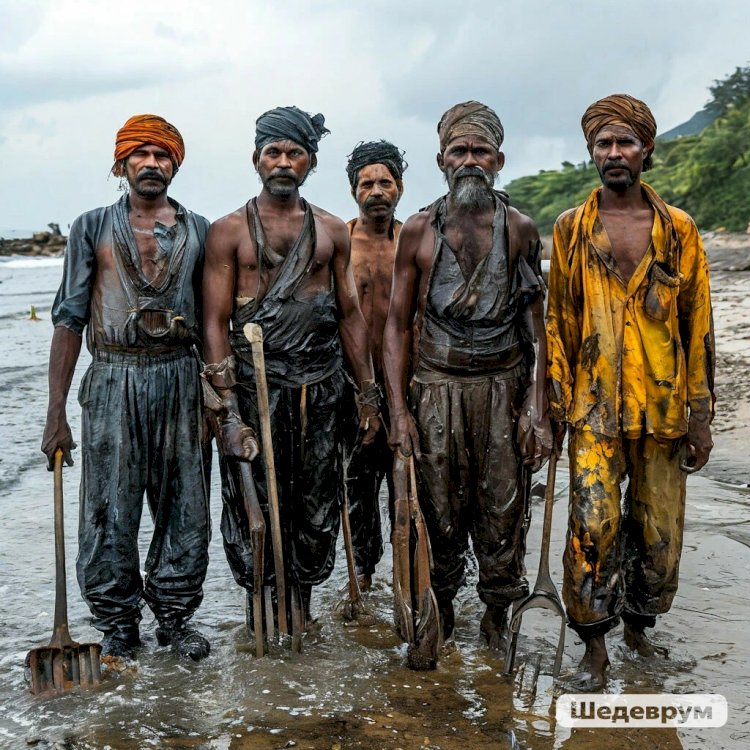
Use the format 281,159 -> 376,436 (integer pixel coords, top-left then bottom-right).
437,101 -> 504,153
581,94 -> 657,152
112,114 -> 185,177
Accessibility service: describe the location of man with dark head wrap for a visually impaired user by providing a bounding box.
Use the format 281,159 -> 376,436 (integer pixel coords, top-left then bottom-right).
546,94 -> 715,688
383,102 -> 552,655
342,140 -> 407,592
203,106 -> 380,635
42,114 -> 212,662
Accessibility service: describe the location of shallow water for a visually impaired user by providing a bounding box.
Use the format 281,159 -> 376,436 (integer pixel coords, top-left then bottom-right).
1,258 -> 748,750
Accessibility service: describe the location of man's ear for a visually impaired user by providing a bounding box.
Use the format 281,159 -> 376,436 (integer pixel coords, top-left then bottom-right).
251,149 -> 259,169
497,151 -> 506,172
396,179 -> 404,198
436,151 -> 444,171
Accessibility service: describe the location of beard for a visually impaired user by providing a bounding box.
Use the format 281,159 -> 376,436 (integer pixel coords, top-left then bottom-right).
445,166 -> 495,210
599,161 -> 636,193
129,168 -> 169,197
261,168 -> 306,197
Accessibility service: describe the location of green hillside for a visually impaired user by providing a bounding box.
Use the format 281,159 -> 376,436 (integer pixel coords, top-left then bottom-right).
505,65 -> 750,234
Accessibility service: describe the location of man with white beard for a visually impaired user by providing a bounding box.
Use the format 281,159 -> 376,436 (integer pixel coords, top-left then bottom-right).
383,101 -> 552,650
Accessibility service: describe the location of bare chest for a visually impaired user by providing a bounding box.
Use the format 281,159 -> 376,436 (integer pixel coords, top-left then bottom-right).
443,218 -> 494,279
600,212 -> 653,284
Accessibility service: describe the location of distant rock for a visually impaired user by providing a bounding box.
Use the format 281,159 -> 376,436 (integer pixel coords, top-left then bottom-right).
0,230 -> 66,257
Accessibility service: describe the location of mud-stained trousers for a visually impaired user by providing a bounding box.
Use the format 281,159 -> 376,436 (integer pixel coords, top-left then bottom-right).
345,400 -> 394,578
77,349 -> 211,642
410,369 -> 530,611
563,427 -> 687,639
220,368 -> 345,592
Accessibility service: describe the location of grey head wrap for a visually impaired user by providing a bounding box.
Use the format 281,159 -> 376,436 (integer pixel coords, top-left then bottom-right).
254,106 -> 330,154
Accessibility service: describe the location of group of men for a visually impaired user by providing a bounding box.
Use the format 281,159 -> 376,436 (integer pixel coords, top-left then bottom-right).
42,93 -> 714,690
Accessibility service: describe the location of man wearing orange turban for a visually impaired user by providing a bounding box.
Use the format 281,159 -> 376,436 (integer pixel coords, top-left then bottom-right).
546,94 -> 715,688
42,114 -> 213,662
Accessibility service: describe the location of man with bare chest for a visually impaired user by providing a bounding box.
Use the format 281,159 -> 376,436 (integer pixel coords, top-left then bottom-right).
383,102 -> 552,648
42,115 -> 212,661
546,94 -> 715,688
344,141 -> 407,589
202,107 -> 379,629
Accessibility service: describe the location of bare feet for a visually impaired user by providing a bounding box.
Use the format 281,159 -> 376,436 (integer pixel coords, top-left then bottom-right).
357,573 -> 372,593
567,635 -> 610,691
624,622 -> 669,657
480,605 -> 509,651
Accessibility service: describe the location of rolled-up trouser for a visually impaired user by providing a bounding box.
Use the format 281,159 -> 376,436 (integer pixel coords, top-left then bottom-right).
410,370 -> 529,610
345,397 -> 393,578
220,367 -> 345,591
77,348 -> 211,642
563,427 -> 687,639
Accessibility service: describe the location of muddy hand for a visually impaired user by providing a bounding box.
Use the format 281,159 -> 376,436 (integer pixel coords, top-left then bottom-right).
41,413 -> 76,470
358,406 -> 381,447
681,415 -> 712,473
518,406 -> 552,473
388,410 -> 421,460
222,422 -> 259,462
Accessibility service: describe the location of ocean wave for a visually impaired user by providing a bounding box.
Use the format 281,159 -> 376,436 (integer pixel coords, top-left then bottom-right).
0,257 -> 64,269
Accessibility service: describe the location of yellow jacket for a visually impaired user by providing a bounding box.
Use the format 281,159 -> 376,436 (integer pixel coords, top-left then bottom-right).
546,183 -> 715,439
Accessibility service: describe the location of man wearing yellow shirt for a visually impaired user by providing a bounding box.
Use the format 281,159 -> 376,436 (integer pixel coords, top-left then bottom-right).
546,94 -> 715,688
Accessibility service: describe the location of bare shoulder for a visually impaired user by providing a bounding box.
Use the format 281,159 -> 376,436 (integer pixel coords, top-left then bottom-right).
206,205 -> 248,253
507,205 -> 540,255
310,203 -> 349,245
400,210 -> 431,241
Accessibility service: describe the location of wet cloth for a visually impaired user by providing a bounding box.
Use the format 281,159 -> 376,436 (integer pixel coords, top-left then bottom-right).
52,194 -> 207,353
409,193 -> 541,608
112,114 -> 185,176
52,195 -> 211,639
77,349 -> 210,641
345,398 -> 393,578
220,199 -> 346,590
563,428 -> 686,638
546,182 -> 715,439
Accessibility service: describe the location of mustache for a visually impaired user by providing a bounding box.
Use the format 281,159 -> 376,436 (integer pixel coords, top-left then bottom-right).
137,168 -> 166,183
454,166 -> 490,181
268,169 -> 298,180
364,196 -> 392,209
603,161 -> 632,173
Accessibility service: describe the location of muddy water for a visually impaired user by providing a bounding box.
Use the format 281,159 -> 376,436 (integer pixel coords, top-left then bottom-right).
1,258 -> 748,750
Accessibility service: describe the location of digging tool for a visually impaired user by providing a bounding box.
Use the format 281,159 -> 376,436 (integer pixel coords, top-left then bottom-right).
27,449 -> 102,696
391,451 -> 414,644
244,323 -> 289,639
392,451 -> 442,669
504,453 -> 566,678
406,455 -> 442,670
237,460 -> 266,657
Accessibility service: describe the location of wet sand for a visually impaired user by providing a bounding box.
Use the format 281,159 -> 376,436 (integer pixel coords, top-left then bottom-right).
1,236 -> 749,750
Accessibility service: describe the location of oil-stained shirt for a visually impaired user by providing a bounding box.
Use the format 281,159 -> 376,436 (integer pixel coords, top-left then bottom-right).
546,183 -> 714,440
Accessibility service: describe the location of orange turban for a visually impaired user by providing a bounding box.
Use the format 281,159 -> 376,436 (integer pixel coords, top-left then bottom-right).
581,94 -> 657,152
112,114 -> 185,176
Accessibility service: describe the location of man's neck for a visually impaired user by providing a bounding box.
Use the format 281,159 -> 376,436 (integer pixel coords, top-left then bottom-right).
599,179 -> 648,213
128,190 -> 170,217
257,188 -> 302,215
356,213 -> 394,237
445,195 -> 495,220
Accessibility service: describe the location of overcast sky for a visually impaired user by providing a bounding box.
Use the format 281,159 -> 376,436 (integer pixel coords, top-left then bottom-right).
1,0 -> 748,232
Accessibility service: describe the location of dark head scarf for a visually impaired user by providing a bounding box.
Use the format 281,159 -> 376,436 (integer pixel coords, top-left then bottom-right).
581,94 -> 657,152
437,101 -> 504,153
112,114 -> 184,177
346,140 -> 407,188
254,106 -> 330,154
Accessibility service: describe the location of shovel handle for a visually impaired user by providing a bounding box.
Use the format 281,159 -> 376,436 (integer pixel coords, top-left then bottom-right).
53,449 -> 71,638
